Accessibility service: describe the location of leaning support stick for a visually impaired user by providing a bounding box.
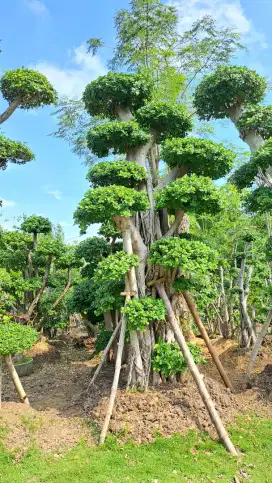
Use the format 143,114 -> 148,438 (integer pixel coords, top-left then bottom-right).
4,355 -> 30,406
87,319 -> 123,391
247,308 -> 272,379
99,315 -> 127,445
183,291 -> 233,392
156,284 -> 237,455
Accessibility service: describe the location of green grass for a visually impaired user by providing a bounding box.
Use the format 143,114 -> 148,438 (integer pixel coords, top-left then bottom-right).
0,416 -> 271,483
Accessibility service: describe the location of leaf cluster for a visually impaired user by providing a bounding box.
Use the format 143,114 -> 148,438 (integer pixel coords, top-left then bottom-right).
162,137 -> 235,179
231,138 -> 272,189
93,251 -> 139,283
123,297 -> 166,331
155,174 -> 222,215
135,101 -> 192,141
244,187 -> 272,214
86,121 -> 151,158
194,66 -> 267,120
0,135 -> 34,170
83,72 -> 153,118
152,340 -> 204,379
0,323 -> 38,356
149,237 -> 218,272
237,105 -> 272,140
0,68 -> 57,109
87,160 -> 147,188
21,215 -> 52,235
74,185 -> 149,232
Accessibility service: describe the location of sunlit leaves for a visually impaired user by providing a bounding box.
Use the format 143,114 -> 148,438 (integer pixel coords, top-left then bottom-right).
0,135 -> 34,170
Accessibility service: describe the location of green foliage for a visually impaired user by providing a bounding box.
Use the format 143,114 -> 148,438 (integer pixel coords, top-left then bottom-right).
0,135 -> 34,170
244,187 -> 272,214
95,324 -> 113,352
83,72 -> 153,118
155,174 -> 222,215
162,137 -> 235,179
74,185 -> 149,232
194,66 -> 267,120
237,105 -> 272,140
135,101 -> 192,141
92,280 -> 123,315
149,237 -> 218,273
232,138 -> 272,190
86,120 -> 151,158
86,37 -> 104,56
55,247 -> 81,269
0,68 -> 57,109
87,161 -> 147,188
152,340 -> 205,379
21,215 -> 52,235
98,221 -> 121,240
0,231 -> 33,251
0,323 -> 38,356
75,237 -> 109,262
36,235 -> 64,257
265,237 -> 272,262
123,297 -> 165,331
93,251 -> 139,283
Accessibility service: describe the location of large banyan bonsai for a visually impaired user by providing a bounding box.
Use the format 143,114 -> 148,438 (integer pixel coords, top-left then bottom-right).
74,71 -> 234,389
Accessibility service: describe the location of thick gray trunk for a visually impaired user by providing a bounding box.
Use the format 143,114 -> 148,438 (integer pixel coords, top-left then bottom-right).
0,99 -> 21,124
115,105 -> 133,122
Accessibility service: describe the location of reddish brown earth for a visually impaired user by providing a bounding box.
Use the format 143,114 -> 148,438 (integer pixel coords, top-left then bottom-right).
1,336 -> 271,453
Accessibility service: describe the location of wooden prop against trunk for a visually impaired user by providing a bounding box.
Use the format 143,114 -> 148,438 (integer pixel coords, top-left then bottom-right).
247,308 -> 272,378
156,284 -> 237,455
183,291 -> 233,391
87,318 -> 122,390
4,355 -> 30,406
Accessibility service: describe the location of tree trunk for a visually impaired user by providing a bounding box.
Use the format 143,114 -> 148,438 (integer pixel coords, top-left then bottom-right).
219,266 -> 230,339
4,355 -> 30,405
0,99 -> 21,124
156,284 -> 237,455
52,267 -> 72,309
26,254 -> 53,320
247,308 -> 272,378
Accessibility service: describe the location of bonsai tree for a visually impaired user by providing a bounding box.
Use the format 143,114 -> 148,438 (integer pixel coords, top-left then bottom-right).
0,322 -> 38,406
0,67 -> 57,172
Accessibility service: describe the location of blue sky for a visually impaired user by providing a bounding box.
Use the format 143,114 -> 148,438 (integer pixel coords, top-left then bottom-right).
1,0 -> 272,242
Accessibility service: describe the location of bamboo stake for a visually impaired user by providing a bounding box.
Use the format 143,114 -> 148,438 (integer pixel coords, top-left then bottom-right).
4,355 -> 30,406
156,284 -> 237,455
87,319 -> 122,391
183,291 -> 233,392
247,308 -> 272,379
99,315 -> 127,445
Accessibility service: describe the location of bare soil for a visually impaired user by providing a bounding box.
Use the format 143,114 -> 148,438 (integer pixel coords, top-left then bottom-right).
1,335 -> 271,452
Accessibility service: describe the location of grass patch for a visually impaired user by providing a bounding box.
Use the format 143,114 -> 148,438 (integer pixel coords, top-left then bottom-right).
0,416 -> 271,482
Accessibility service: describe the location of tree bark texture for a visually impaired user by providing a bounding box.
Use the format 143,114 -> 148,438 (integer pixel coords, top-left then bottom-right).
0,99 -> 21,124
247,308 -> 272,378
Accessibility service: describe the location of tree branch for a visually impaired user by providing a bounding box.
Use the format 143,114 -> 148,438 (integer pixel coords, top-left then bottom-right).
52,267 -> 72,309
156,166 -> 188,191
163,210 -> 185,239
0,99 -> 21,124
26,254 -> 53,320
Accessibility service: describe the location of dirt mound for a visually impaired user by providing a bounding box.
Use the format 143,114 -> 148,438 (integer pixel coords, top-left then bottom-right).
0,402 -> 92,456
253,364 -> 272,401
87,373 -> 239,443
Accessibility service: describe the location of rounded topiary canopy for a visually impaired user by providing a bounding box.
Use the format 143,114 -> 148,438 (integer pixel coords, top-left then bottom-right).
123,297 -> 166,331
93,251 -> 139,283
162,137 -> 235,179
244,187 -> 272,214
75,237 -> 109,262
83,72 -> 153,118
36,236 -> 64,257
98,220 -> 121,239
74,185 -> 150,232
0,68 -> 57,109
155,174 -> 222,214
194,66 -> 267,120
135,101 -> 192,141
87,160 -> 147,187
0,135 -> 34,170
230,138 -> 272,189
0,231 -> 33,251
55,247 -> 81,269
149,237 -> 218,272
237,105 -> 272,140
87,121 -> 151,158
21,215 -> 52,234
0,323 -> 38,356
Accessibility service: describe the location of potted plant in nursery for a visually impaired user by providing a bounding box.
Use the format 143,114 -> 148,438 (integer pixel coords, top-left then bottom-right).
0,319 -> 38,406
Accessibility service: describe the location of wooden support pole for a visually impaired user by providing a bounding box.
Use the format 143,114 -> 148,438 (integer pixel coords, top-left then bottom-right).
183,291 -> 233,392
87,319 -> 122,390
4,355 -> 30,406
247,308 -> 272,379
156,284 -> 237,455
99,315 -> 127,445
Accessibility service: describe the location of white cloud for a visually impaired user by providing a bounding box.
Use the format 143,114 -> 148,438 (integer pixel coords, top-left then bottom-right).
31,44 -> 107,98
43,185 -> 62,200
1,199 -> 16,208
170,0 -> 267,49
26,0 -> 48,15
